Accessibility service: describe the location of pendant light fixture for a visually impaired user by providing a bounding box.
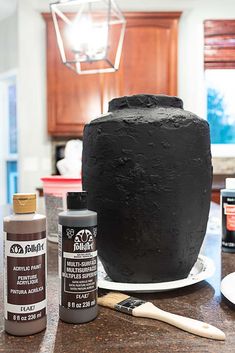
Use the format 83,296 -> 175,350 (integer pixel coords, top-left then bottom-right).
50,0 -> 126,74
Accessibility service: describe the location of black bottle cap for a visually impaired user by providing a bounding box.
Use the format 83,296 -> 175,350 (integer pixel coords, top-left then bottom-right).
67,191 -> 88,210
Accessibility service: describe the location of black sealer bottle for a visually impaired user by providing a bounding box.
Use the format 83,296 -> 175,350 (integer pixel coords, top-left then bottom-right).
221,178 -> 235,253
58,191 -> 98,323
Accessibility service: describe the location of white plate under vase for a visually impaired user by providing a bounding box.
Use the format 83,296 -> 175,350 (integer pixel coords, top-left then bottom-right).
98,255 -> 215,293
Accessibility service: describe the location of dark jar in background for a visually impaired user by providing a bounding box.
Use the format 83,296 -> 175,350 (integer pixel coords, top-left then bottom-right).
221,178 -> 235,253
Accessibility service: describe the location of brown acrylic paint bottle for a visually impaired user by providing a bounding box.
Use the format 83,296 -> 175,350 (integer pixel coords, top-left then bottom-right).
3,193 -> 47,336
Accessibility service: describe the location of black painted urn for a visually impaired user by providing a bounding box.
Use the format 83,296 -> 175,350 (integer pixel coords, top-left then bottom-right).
82,94 -> 212,283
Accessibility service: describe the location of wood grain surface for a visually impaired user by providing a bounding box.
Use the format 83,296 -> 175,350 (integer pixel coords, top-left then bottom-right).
42,12 -> 181,136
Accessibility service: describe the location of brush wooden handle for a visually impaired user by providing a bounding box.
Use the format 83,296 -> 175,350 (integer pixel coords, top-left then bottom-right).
132,302 -> 225,340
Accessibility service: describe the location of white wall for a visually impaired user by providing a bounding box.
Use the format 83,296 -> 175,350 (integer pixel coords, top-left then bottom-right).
0,0 -> 17,21
0,13 -> 17,73
17,0 -> 51,193
0,13 -> 17,205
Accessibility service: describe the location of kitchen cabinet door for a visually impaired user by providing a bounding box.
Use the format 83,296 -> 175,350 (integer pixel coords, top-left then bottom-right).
43,12 -> 181,136
101,13 -> 181,112
43,14 -> 103,136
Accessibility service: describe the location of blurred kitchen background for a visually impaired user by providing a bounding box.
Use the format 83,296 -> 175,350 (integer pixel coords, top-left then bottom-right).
1,0 -> 235,205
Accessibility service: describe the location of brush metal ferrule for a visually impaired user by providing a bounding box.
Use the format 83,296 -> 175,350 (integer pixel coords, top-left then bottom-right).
115,297 -> 146,315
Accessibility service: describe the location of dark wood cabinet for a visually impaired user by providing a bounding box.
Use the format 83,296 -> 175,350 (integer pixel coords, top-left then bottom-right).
43,12 -> 181,136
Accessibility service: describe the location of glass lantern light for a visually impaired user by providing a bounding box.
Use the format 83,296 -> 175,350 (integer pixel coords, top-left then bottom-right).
50,0 -> 126,74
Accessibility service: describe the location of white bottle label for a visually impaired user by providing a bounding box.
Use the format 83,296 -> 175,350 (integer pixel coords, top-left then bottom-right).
58,225 -> 97,310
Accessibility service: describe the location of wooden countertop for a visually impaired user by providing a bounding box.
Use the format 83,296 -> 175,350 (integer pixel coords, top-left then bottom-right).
0,203 -> 235,353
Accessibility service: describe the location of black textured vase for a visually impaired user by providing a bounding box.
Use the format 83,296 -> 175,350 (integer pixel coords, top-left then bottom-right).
82,94 -> 212,283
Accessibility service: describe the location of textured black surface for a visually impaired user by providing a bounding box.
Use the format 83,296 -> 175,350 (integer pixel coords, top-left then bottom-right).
82,94 -> 212,283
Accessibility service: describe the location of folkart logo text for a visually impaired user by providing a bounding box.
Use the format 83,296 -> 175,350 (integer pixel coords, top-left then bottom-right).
10,243 -> 44,255
73,229 -> 93,252
10,244 -> 24,254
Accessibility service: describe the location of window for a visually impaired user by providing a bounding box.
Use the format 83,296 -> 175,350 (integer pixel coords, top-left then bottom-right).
206,69 -> 235,144
0,72 -> 18,205
204,20 -> 235,155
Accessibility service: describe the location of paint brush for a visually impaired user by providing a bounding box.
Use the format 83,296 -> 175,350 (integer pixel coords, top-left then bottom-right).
98,292 -> 225,340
